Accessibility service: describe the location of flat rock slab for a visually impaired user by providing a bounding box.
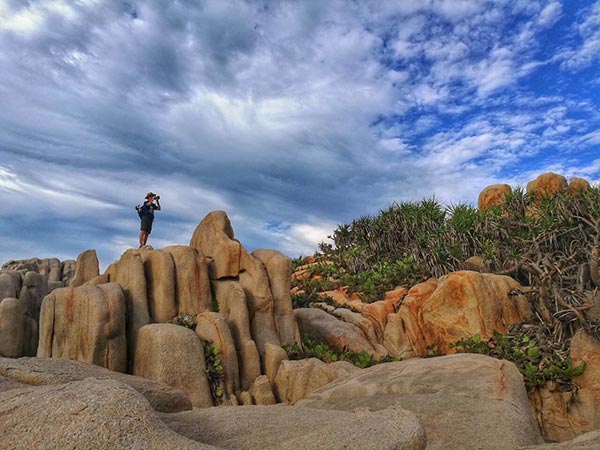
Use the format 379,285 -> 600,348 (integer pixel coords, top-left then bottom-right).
298,354 -> 544,450
161,404 -> 426,450
0,378 -> 216,450
520,430 -> 600,450
0,357 -> 192,412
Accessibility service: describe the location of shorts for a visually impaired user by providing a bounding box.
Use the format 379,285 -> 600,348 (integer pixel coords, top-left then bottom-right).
140,217 -> 153,233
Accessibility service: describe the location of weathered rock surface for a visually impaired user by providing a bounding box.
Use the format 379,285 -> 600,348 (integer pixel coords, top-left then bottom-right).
386,272 -> 532,356
212,279 -> 261,390
264,342 -> 288,387
298,354 -> 544,450
161,245 -> 211,315
195,312 -> 240,402
134,323 -> 213,408
2,257 -> 64,283
139,247 -> 178,322
190,211 -> 242,279
250,375 -> 276,405
69,249 -> 100,287
0,357 -> 192,413
0,270 -> 22,299
161,404 -> 426,450
569,177 -> 591,194
105,249 -> 150,363
478,183 -> 512,210
19,271 -> 48,324
295,307 -> 378,355
38,283 -> 127,372
253,249 -> 300,347
520,430 -> 600,450
0,378 -> 215,450
0,298 -> 24,357
527,172 -> 567,197
274,358 -> 359,405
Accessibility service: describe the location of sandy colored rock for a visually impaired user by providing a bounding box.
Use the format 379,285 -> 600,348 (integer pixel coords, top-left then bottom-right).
61,259 -> 76,286
393,272 -> 532,356
134,323 -> 213,408
529,383 -> 596,442
478,183 -> 512,210
212,279 -> 261,390
0,298 -> 24,357
253,249 -> 300,347
383,286 -> 407,307
190,211 -> 242,279
37,283 -> 127,372
295,307 -> 378,355
195,312 -> 240,401
239,249 -> 281,358
0,356 -> 192,412
382,312 -> 416,359
520,430 -> 600,450
464,255 -> 487,272
239,390 -> 254,405
162,403 -> 426,450
161,245 -> 211,315
19,271 -> 48,323
139,247 -> 177,322
2,258 -> 62,283
251,375 -> 276,405
22,316 -> 38,357
274,358 -> 359,405
0,270 -> 22,300
299,354 -> 544,450
0,378 -> 215,450
361,300 -> 396,339
105,249 -> 150,365
331,307 -> 383,349
527,172 -> 567,198
69,249 -> 100,287
264,342 -> 288,387
569,177 -> 591,194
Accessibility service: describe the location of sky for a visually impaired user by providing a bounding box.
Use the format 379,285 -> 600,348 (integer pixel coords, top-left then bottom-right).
1,0 -> 599,268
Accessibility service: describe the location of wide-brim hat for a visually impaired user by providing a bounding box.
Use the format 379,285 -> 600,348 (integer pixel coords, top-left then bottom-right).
145,192 -> 156,199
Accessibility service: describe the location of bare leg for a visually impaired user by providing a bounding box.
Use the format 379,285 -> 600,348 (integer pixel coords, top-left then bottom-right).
139,231 -> 148,247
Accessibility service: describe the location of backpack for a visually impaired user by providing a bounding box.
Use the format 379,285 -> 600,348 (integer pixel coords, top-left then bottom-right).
135,203 -> 148,219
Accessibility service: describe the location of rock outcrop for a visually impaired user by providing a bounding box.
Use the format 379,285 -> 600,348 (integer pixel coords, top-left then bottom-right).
298,354 -> 544,450
0,357 -> 192,413
527,172 -> 568,198
38,283 -> 127,373
69,249 -> 100,287
161,403 -> 426,450
0,378 -> 215,450
478,183 -> 512,210
134,324 -> 213,408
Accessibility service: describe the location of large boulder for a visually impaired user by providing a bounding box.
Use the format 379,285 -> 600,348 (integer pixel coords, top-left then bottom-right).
139,248 -> 177,322
0,298 -> 24,358
37,283 -> 127,373
299,354 -> 544,450
569,177 -> 591,194
161,245 -> 211,315
274,358 -> 359,405
211,279 -> 261,390
195,312 -> 239,402
0,270 -> 22,300
387,272 -> 532,356
252,249 -> 300,347
161,404 -> 426,450
134,324 -> 213,408
190,211 -> 242,279
0,357 -> 192,413
19,271 -> 48,324
105,249 -> 150,365
478,183 -> 512,210
69,249 -> 100,287
295,307 -> 378,355
0,378 -> 215,450
527,172 -> 567,198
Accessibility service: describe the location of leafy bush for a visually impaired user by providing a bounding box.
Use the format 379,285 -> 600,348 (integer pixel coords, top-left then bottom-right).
171,312 -> 197,330
450,332 -> 586,390
283,337 -> 399,369
202,340 -> 225,403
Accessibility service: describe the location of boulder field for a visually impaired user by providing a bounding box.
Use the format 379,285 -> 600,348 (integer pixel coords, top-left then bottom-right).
0,186 -> 600,448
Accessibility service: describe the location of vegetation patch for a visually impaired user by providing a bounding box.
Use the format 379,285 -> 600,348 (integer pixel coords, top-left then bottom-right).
171,312 -> 197,330
202,340 -> 225,404
283,337 -> 399,369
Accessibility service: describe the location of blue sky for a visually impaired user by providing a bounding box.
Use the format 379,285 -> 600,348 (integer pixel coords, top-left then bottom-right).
1,0 -> 599,268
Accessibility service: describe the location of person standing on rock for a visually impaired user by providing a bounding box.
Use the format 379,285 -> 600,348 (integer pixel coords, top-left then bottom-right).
138,192 -> 161,247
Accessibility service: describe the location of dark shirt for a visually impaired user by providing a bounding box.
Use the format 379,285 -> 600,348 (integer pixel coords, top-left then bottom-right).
141,202 -> 158,220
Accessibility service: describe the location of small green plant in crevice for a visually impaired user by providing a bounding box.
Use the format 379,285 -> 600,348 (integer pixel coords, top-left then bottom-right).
172,312 -> 197,330
425,345 -> 440,358
449,332 -> 587,390
202,340 -> 225,404
282,337 -> 400,369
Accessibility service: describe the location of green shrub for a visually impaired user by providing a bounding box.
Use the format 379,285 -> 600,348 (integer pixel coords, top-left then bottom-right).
202,340 -> 225,403
171,312 -> 197,330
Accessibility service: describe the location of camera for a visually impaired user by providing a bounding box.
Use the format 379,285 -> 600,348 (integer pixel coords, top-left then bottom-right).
156,195 -> 160,200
